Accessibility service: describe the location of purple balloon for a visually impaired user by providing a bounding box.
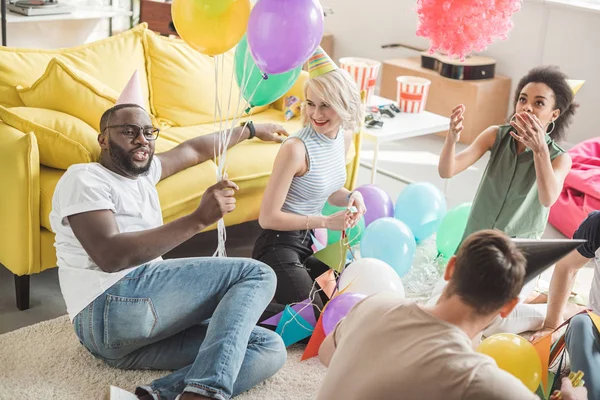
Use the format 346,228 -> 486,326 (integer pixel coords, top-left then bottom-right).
322,293 -> 367,335
247,0 -> 324,75
356,184 -> 395,226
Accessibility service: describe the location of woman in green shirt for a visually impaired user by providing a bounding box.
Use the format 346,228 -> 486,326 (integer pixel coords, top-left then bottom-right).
439,66 -> 578,240
437,66 -> 579,336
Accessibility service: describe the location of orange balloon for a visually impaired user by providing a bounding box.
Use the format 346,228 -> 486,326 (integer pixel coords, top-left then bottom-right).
172,0 -> 250,56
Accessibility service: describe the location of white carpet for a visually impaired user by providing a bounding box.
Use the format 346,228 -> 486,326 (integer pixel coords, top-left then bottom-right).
0,316 -> 326,400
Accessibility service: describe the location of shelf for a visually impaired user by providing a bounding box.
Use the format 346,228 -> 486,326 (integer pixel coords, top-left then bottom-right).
6,6 -> 132,23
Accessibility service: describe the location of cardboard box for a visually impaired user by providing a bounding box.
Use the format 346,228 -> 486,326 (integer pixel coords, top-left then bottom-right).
380,57 -> 512,144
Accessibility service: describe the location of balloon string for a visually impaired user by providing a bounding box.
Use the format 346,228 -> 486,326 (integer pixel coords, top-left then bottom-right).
278,279 -> 328,337
213,55 -> 227,257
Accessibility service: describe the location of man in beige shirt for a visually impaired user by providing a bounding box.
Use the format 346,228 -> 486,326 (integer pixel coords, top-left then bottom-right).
317,230 -> 587,400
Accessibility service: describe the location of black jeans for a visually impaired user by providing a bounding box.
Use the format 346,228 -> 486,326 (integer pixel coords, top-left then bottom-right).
252,229 -> 331,324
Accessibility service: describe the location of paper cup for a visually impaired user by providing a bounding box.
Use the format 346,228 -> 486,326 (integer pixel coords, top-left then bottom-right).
339,57 -> 381,104
396,76 -> 431,113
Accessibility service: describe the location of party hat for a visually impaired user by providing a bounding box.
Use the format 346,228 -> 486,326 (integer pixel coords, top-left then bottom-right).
308,46 -> 338,79
566,79 -> 585,96
512,238 -> 586,284
116,70 -> 146,110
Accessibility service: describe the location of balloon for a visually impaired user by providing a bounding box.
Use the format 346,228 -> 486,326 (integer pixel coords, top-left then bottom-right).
234,36 -> 302,107
477,333 -> 542,392
339,258 -> 405,297
314,228 -> 328,247
436,202 -> 472,258
394,182 -> 446,243
360,218 -> 416,277
321,203 -> 365,246
247,0 -> 324,74
322,293 -> 367,335
355,184 -> 394,226
172,0 -> 250,56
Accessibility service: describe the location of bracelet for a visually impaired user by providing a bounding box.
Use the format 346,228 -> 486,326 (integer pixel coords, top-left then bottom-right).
241,120 -> 255,139
347,191 -> 354,201
306,215 -> 310,231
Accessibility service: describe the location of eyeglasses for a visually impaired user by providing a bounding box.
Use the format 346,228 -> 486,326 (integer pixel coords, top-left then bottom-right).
103,124 -> 160,141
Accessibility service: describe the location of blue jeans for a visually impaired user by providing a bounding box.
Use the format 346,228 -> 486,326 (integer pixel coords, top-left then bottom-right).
565,313 -> 600,399
72,257 -> 286,400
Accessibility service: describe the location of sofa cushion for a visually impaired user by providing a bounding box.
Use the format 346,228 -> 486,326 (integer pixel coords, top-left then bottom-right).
0,23 -> 150,110
16,59 -> 118,132
0,106 -> 100,169
144,31 -> 269,127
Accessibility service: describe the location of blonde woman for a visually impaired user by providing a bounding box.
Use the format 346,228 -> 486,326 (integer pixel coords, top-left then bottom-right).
252,48 -> 365,321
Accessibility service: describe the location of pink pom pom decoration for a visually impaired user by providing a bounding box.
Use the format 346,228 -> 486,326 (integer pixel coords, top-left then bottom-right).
416,0 -> 521,60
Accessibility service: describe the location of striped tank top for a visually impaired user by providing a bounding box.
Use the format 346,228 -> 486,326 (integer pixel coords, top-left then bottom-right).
281,125 -> 347,216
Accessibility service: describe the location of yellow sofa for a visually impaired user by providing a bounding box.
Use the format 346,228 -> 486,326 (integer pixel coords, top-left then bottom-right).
0,24 -> 362,310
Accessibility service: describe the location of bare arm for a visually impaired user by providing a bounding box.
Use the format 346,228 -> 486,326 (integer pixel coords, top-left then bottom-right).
68,180 -> 238,273
438,105 -> 497,178
544,250 -> 589,328
533,152 -> 572,207
157,123 -> 289,181
258,139 -> 349,231
327,189 -> 352,208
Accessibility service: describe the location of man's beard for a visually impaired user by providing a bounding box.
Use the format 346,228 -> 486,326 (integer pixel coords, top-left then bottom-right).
109,140 -> 153,176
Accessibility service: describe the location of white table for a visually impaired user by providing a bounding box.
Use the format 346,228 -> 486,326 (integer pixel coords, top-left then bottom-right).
361,95 -> 450,184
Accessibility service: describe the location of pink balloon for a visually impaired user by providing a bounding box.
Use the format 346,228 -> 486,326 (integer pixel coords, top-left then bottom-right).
322,293 -> 367,336
314,228 -> 328,247
247,0 -> 324,74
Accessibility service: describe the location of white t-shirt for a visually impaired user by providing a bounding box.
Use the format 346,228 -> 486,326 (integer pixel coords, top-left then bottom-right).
49,158 -> 163,321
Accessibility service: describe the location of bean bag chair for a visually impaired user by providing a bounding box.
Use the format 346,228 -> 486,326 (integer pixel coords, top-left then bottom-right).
549,137 -> 600,237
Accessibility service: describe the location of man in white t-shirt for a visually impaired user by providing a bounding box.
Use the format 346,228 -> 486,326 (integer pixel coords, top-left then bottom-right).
49,103 -> 289,400
532,210 -> 600,399
316,230 -> 587,400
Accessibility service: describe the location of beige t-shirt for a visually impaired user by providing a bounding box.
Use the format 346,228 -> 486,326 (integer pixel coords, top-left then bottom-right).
317,293 -> 539,400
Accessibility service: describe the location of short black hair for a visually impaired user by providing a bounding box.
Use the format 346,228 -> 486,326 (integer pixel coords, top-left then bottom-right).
99,103 -> 146,133
446,230 -> 526,315
513,66 -> 579,142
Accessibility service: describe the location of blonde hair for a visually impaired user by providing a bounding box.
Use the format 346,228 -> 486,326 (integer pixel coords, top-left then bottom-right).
301,68 -> 363,132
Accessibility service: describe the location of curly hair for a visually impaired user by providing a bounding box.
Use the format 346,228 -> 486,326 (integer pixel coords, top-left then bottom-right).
301,68 -> 364,133
512,66 -> 579,142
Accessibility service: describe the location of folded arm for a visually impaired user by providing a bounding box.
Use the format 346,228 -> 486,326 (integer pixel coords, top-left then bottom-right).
258,139 -> 328,231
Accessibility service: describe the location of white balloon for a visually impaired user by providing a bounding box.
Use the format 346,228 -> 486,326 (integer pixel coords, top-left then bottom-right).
339,258 -> 405,297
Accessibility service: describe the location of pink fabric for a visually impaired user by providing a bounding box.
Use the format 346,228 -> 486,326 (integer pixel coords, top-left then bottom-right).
549,137 -> 600,237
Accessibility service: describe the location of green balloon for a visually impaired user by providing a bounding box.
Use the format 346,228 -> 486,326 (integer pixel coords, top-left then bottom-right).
234,36 -> 302,107
436,202 -> 472,259
321,202 -> 365,246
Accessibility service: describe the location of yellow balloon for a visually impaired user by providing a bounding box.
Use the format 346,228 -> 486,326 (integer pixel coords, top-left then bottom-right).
172,0 -> 250,56
477,333 -> 542,392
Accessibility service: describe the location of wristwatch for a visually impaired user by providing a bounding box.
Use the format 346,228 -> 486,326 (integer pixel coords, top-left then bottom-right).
241,120 -> 255,139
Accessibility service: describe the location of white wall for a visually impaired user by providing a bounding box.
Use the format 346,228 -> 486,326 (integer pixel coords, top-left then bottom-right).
324,0 -> 600,147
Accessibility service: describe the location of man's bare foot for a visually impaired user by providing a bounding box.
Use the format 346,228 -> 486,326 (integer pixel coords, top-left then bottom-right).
180,393 -> 212,400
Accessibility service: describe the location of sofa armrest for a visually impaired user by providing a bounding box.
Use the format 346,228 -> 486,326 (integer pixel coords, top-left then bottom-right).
0,122 -> 41,276
271,70 -> 309,111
